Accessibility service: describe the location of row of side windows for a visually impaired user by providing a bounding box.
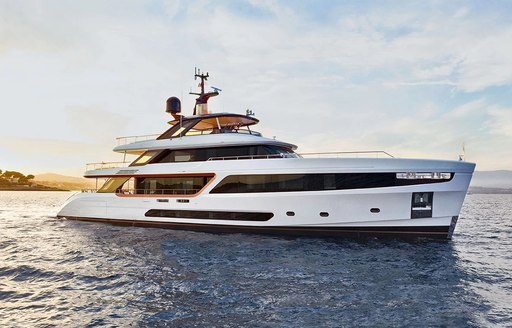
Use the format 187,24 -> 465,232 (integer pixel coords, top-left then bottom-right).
210,173 -> 453,193
98,176 -> 212,195
131,145 -> 298,165
134,176 -> 212,195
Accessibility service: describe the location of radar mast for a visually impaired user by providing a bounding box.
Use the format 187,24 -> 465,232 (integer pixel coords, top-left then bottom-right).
189,67 -> 219,115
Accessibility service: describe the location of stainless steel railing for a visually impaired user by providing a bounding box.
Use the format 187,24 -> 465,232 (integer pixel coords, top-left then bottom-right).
115,129 -> 262,146
299,151 -> 394,158
85,161 -> 131,171
208,151 -> 394,161
81,188 -> 200,195
85,151 -> 394,171
116,134 -> 160,146
207,153 -> 297,161
117,188 -> 200,195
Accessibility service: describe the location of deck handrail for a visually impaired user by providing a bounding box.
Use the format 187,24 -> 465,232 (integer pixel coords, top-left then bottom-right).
81,189 -> 98,193
116,134 -> 160,146
115,129 -> 262,146
85,151 -> 394,171
85,161 -> 131,171
207,153 -> 297,161
116,188 -> 200,195
299,151 -> 394,158
81,188 -> 200,195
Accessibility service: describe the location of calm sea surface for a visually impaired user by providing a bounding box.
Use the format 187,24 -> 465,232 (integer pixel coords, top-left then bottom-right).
0,191 -> 511,327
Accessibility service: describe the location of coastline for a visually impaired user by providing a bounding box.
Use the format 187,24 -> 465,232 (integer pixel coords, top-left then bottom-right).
0,186 -> 69,192
469,186 -> 512,194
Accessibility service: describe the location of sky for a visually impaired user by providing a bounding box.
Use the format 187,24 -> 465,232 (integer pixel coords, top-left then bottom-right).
1,0 -> 511,176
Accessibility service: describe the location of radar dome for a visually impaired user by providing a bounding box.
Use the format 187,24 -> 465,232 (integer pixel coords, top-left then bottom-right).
166,97 -> 181,119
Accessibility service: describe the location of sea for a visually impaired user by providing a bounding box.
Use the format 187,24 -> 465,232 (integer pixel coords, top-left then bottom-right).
0,191 -> 511,327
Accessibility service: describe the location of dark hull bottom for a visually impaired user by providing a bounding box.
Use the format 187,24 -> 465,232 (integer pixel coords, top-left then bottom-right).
57,216 -> 454,239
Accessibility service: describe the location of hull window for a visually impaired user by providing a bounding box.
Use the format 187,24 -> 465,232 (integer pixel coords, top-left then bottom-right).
210,173 -> 452,193
145,209 -> 273,221
99,175 -> 213,195
132,176 -> 213,195
411,192 -> 433,219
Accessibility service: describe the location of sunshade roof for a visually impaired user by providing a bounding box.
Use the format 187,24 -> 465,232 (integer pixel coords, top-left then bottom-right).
168,113 -> 259,131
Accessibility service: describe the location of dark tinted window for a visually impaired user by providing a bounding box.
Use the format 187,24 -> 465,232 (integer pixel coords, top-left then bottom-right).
130,150 -> 161,166
151,145 -> 297,163
134,176 -> 212,195
210,173 -> 452,193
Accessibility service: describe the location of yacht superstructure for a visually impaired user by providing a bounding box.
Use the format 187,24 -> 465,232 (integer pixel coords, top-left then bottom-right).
57,69 -> 475,239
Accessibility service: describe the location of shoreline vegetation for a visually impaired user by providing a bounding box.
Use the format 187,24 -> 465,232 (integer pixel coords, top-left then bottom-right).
0,169 -> 68,191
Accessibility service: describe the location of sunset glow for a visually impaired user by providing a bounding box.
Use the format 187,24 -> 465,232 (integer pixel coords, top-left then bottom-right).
1,1 -> 511,176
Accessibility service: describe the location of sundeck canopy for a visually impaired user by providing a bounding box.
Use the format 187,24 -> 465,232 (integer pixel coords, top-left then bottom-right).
168,113 -> 259,131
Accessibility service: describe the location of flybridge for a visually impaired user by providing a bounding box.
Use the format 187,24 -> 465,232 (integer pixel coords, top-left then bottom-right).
162,69 -> 260,138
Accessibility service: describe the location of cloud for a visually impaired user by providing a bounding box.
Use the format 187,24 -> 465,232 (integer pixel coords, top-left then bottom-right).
456,29 -> 512,92
453,7 -> 470,19
446,99 -> 487,119
0,1 -> 81,54
0,0 -> 512,173
485,106 -> 512,138
65,107 -> 131,143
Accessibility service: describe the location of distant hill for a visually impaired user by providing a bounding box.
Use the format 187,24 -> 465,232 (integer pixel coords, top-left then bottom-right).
471,170 -> 512,189
35,173 -> 96,191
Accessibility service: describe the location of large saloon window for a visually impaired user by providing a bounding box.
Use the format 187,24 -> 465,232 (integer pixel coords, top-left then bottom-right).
132,176 -> 213,195
98,175 -> 213,195
210,173 -> 453,193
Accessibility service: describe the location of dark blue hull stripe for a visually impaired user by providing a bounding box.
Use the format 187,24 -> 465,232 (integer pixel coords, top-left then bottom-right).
57,216 -> 451,239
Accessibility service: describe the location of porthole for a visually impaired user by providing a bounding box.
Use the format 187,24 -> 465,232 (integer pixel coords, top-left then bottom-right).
320,212 -> 329,217
286,211 -> 295,216
370,208 -> 380,213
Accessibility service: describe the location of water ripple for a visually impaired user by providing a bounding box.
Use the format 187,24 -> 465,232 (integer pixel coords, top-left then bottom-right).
0,191 -> 511,327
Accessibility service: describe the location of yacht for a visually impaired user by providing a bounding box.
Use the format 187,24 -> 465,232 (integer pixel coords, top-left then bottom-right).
57,69 -> 475,239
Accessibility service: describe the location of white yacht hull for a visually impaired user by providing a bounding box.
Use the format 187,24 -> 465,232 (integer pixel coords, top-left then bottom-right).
57,158 -> 474,239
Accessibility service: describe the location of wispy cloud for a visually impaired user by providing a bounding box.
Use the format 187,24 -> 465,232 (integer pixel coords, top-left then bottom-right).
65,107 -> 130,143
0,0 -> 511,172
485,105 -> 512,138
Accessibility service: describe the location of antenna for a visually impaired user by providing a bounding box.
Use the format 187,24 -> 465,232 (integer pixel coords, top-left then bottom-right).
458,142 -> 466,161
190,68 -> 218,115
